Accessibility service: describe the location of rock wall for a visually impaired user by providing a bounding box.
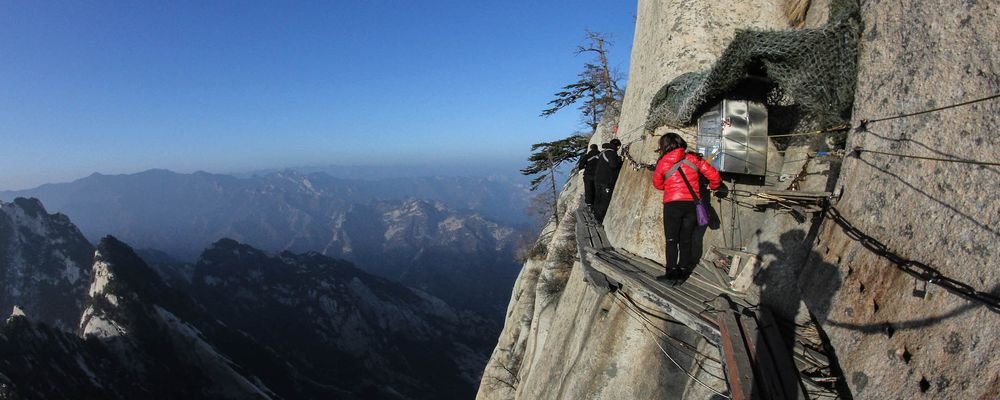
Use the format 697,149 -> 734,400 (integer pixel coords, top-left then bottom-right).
605,0 -> 786,268
798,0 -> 1000,398
478,0 -> 1000,398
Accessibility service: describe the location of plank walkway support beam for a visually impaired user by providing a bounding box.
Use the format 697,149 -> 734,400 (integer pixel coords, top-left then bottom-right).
715,296 -> 755,400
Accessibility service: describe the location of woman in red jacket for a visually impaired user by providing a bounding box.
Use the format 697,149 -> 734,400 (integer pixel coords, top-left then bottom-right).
651,132 -> 722,280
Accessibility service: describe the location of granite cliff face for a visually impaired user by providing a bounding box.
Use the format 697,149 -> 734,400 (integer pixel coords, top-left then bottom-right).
479,0 -> 999,398
0,198 -> 93,331
799,0 -> 1000,397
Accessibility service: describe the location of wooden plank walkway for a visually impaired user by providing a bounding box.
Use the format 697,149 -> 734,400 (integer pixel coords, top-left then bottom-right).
575,208 -> 840,399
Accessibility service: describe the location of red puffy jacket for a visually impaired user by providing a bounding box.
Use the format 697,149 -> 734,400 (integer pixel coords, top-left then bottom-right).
652,148 -> 722,203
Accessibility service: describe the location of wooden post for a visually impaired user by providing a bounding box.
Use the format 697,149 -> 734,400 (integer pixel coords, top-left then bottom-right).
715,296 -> 754,400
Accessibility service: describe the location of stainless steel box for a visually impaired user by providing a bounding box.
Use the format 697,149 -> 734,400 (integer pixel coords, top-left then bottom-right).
696,100 -> 768,176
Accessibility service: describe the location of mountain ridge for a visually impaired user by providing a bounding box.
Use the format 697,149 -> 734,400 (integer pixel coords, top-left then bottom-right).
1,169 -> 532,316
0,198 -> 495,399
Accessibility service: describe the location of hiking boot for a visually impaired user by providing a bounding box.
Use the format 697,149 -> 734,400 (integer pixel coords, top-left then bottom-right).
656,269 -> 685,281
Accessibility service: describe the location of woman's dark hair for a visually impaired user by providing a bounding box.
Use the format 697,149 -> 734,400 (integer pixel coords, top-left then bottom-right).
657,132 -> 688,155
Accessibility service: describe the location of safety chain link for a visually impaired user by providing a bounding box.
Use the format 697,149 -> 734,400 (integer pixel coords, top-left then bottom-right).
621,140 -> 657,171
826,206 -> 1000,313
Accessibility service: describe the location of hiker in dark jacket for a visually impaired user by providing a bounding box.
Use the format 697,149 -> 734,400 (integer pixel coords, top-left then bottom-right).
577,144 -> 601,208
651,132 -> 722,280
593,139 -> 622,223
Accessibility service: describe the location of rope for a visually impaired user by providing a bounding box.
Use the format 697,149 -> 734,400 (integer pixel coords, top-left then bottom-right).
616,94 -> 997,172
763,124 -> 850,138
620,92 -> 997,167
853,147 -> 1000,167
609,289 -> 730,397
644,323 -> 731,399
616,123 -> 850,173
858,93 -> 1000,128
613,290 -> 725,364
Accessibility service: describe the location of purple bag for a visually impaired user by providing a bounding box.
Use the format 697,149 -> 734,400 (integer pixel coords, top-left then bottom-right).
672,160 -> 710,227
694,201 -> 710,226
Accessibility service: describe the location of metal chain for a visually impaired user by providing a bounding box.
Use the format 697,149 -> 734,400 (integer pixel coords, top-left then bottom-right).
826,206 -> 1000,313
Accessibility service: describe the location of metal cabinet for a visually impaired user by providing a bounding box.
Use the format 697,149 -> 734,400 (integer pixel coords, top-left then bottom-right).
696,100 -> 768,176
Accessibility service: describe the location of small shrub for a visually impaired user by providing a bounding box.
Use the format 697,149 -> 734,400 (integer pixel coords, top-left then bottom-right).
538,273 -> 568,296
551,245 -> 577,267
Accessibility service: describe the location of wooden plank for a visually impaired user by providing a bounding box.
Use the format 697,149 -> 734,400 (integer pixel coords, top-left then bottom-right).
756,308 -> 808,400
587,270 -> 614,292
576,209 -> 619,292
689,264 -> 754,307
714,296 -> 755,400
601,255 -> 710,320
738,313 -> 788,400
692,260 -> 732,288
591,224 -> 610,250
757,189 -> 831,198
602,253 -> 715,314
575,211 -> 596,249
584,250 -> 721,344
576,208 -> 611,251
638,288 -> 721,344
602,253 -> 719,314
615,248 -> 754,311
579,259 -> 613,292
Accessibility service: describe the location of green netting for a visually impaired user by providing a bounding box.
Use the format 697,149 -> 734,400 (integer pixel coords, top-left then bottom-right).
645,0 -> 861,133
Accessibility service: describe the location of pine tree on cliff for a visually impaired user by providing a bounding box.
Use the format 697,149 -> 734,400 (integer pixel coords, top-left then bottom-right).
523,31 -> 623,225
521,136 -> 589,225
540,30 -> 623,132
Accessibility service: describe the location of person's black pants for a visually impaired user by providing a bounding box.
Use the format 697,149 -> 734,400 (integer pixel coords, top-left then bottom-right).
583,176 -> 596,206
663,201 -> 697,272
593,183 -> 612,223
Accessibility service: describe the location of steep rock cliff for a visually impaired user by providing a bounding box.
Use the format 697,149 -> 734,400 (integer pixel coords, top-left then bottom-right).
479,0 -> 998,398
798,0 -> 1000,398
0,198 -> 93,331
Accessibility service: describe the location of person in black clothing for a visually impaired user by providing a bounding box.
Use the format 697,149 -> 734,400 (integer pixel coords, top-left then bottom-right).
577,144 -> 601,208
592,139 -> 622,223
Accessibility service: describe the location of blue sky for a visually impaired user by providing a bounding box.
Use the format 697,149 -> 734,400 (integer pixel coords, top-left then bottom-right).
0,1 -> 636,190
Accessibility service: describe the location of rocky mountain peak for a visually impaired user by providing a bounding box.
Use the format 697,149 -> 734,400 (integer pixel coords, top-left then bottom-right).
1,197 -> 78,239
92,236 -> 173,300
10,197 -> 45,218
80,236 -> 157,339
8,305 -> 26,321
0,197 -> 93,331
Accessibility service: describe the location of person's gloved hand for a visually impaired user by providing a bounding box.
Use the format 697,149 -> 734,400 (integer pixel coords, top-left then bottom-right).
714,183 -> 729,199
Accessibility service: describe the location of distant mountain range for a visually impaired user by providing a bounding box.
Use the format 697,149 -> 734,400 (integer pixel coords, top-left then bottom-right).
1,169 -> 535,316
0,198 -> 492,399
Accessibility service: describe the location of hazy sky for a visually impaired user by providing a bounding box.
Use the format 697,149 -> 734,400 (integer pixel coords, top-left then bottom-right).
0,1 -> 636,190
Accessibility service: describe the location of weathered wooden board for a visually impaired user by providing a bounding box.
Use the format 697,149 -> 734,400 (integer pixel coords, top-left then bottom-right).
715,297 -> 755,400
585,250 -> 722,344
